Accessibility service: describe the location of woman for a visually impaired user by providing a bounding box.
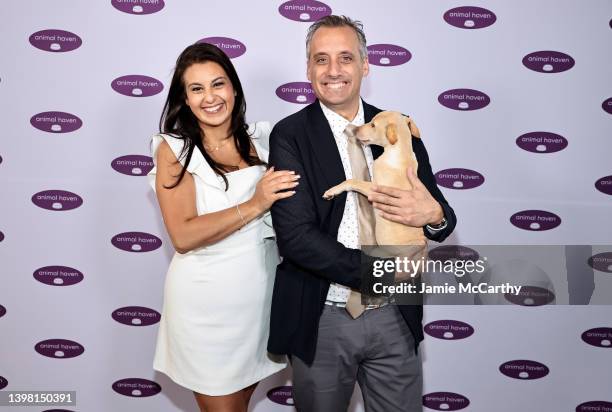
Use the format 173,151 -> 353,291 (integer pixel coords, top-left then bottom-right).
147,43 -> 297,412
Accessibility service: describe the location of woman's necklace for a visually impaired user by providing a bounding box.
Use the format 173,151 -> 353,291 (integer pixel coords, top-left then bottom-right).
203,137 -> 232,152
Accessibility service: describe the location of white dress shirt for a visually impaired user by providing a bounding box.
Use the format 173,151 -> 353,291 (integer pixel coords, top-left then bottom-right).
319,101 -> 374,304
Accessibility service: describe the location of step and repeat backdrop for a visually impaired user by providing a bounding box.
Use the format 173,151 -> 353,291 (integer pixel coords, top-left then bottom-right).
1,0 -> 611,411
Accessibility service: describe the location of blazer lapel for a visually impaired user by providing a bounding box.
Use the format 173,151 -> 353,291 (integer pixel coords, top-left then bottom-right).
305,101 -> 346,186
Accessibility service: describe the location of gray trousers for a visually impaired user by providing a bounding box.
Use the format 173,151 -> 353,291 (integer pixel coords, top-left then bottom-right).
291,304 -> 423,412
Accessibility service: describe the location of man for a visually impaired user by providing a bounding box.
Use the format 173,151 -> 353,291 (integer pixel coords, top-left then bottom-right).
268,15 -> 456,412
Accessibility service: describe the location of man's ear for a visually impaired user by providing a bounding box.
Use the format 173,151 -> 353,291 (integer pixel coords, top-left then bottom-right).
385,123 -> 398,145
405,116 -> 421,139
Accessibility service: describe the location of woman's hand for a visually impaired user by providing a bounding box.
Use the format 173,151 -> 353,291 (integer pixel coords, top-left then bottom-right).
249,167 -> 299,213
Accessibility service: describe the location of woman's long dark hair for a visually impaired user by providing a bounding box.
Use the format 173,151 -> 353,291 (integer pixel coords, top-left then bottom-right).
159,42 -> 265,190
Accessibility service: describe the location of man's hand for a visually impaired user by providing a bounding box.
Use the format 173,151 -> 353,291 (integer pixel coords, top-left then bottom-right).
368,167 -> 444,227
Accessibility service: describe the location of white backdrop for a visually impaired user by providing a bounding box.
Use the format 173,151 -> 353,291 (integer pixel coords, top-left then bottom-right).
1,1 -> 611,411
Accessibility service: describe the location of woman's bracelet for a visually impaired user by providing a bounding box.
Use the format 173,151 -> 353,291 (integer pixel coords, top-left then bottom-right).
235,204 -> 247,228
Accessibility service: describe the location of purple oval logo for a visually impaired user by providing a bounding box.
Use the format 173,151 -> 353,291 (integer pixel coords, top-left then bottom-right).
42,410 -> 75,412
278,0 -> 332,22
577,401 -> 612,412
112,306 -> 161,326
516,132 -> 568,153
0,376 -> 7,390
111,0 -> 165,15
29,30 -> 82,52
443,6 -> 496,29
510,210 -> 561,231
32,190 -> 83,211
111,232 -> 162,252
500,360 -> 549,379
30,111 -> 82,133
198,37 -> 246,59
267,386 -> 295,406
112,378 -> 161,397
425,320 -> 474,340
111,155 -> 154,176
423,392 -> 470,411
595,175 -> 612,195
505,286 -> 555,306
33,266 -> 84,287
581,327 -> 612,348
35,339 -> 84,359
0,304 -> 6,318
523,51 -> 575,73
367,44 -> 411,66
111,75 -> 163,97
602,98 -> 612,115
438,89 -> 490,111
435,168 -> 484,189
588,252 -> 612,273
276,82 -> 316,104
428,245 -> 480,262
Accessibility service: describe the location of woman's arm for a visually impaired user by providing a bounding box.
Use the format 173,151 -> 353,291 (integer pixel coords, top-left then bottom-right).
155,140 -> 297,253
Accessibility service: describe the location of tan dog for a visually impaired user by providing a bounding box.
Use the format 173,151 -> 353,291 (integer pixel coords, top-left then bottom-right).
323,111 -> 426,247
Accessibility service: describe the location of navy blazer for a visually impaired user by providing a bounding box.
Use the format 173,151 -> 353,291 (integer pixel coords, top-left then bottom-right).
267,100 -> 456,365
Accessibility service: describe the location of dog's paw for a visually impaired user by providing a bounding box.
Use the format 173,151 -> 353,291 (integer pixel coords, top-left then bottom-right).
322,190 -> 336,200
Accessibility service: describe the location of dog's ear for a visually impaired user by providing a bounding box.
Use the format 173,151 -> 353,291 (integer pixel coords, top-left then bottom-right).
385,123 -> 398,145
405,116 -> 421,139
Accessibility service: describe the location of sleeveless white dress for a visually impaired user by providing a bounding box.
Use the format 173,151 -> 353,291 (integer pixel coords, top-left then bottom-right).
147,122 -> 286,396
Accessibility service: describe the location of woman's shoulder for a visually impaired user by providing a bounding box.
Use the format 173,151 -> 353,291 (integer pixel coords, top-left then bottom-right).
150,132 -> 186,160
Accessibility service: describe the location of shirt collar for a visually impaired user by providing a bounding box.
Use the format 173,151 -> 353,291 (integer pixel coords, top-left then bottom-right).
319,100 -> 365,137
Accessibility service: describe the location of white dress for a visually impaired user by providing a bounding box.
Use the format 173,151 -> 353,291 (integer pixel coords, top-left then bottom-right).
147,122 -> 286,396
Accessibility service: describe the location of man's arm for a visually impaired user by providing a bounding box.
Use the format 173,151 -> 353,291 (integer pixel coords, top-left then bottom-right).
369,137 -> 456,242
269,125 -> 369,290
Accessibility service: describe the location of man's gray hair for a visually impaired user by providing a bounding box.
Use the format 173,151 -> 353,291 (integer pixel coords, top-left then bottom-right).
305,15 -> 367,60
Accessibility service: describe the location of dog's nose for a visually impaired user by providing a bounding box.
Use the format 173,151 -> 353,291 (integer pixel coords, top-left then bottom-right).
344,124 -> 358,137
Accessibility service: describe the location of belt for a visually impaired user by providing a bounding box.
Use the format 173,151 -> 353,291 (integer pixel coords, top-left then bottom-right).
324,300 -> 390,310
